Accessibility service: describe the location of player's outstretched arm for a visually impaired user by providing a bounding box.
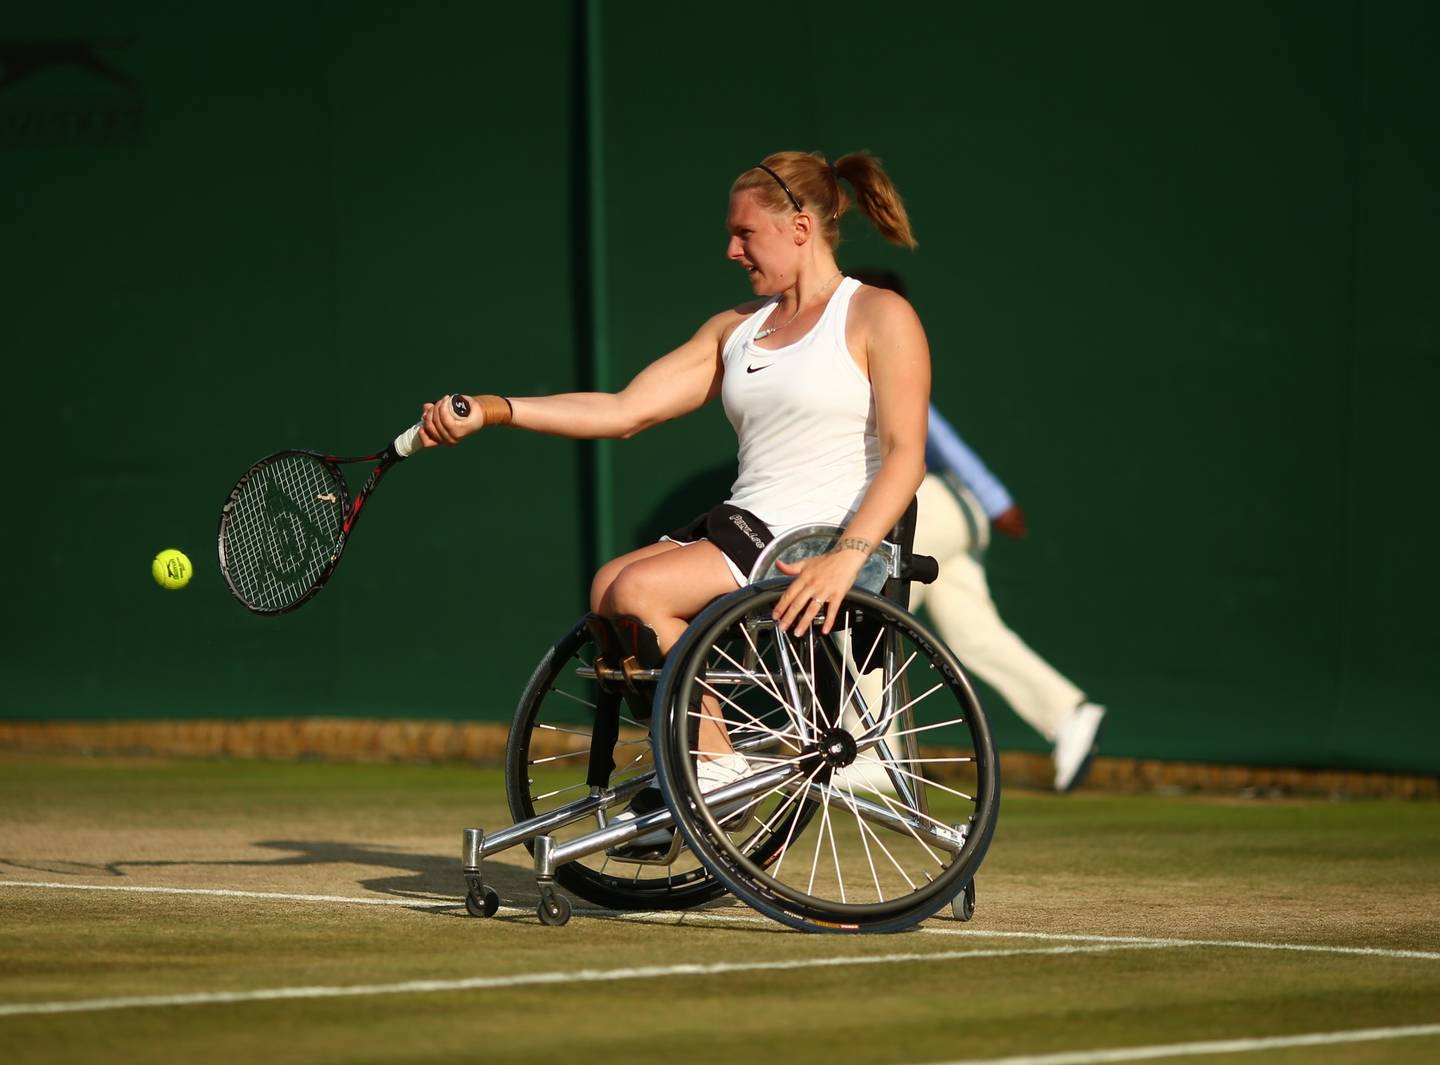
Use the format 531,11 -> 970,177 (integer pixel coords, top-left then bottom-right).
419,310 -> 735,447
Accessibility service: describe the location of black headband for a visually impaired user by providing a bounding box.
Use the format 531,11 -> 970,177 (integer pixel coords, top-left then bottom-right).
755,164 -> 803,212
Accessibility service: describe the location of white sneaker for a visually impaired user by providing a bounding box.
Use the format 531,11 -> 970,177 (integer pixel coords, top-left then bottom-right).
697,753 -> 754,828
1053,702 -> 1106,793
697,752 -> 752,793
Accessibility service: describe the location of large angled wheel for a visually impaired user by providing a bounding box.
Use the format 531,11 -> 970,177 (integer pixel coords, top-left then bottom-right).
654,582 -> 999,933
505,618 -> 722,910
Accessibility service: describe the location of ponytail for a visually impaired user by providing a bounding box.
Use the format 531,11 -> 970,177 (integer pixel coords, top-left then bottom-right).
834,151 -> 917,249
732,149 -> 917,249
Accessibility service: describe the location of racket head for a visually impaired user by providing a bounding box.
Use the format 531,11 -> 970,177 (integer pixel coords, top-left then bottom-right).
218,450 -> 351,615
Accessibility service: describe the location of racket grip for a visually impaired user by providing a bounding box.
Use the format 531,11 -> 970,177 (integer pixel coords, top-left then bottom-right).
394,422 -> 424,458
393,394 -> 472,458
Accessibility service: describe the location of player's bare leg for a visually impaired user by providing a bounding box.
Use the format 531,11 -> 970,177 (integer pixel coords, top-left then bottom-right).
598,540 -> 741,760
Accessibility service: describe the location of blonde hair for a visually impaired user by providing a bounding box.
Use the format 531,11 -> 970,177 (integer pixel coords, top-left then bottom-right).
731,150 -> 917,249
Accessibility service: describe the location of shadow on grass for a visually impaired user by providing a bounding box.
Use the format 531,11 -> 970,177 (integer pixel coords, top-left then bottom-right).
0,839 -> 775,930
0,839 -> 503,908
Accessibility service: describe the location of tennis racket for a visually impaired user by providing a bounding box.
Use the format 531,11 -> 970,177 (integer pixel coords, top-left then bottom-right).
218,394 -> 470,615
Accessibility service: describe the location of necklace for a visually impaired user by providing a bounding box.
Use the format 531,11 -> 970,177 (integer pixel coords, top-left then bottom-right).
753,271 -> 843,341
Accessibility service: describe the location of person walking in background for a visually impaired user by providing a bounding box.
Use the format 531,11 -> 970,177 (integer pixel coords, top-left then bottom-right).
852,269 -> 1107,792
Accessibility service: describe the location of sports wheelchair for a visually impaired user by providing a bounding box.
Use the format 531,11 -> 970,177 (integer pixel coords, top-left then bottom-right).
461,501 -> 1000,933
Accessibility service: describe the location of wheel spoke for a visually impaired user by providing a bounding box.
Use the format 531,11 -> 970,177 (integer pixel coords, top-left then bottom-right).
769,760 -> 828,881
537,722 -> 593,738
806,626 -> 823,731
873,758 -> 977,803
737,623 -> 795,720
549,688 -> 598,711
839,772 -> 966,855
789,629 -> 823,739
612,750 -> 653,777
838,774 -> 895,898
747,764 -> 814,839
806,779 -> 832,897
885,717 -> 971,742
533,781 -> 589,802
771,631 -> 812,741
843,764 -> 974,834
851,649 -> 919,742
529,748 -> 593,765
824,784 -> 847,904
857,679 -> 945,744
694,678 -> 805,751
837,621 -> 885,726
712,638 -> 805,737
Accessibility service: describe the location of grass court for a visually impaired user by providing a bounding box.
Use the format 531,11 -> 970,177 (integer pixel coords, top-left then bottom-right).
1,753 -> 1438,1064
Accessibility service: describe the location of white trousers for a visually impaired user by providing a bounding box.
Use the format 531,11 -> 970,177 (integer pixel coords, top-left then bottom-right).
908,474 -> 1084,742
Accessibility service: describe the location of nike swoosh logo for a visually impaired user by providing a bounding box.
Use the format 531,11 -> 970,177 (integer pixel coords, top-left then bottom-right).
746,364 -> 772,374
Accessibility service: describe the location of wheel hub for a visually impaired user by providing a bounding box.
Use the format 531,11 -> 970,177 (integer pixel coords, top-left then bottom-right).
814,727 -> 858,769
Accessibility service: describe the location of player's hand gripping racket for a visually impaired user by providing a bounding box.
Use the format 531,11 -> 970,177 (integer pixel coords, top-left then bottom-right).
217,395 -> 470,615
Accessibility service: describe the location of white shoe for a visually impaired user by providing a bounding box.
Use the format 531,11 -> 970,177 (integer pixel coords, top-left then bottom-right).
698,753 -> 754,828
611,755 -> 755,857
697,752 -> 752,793
1053,702 -> 1106,793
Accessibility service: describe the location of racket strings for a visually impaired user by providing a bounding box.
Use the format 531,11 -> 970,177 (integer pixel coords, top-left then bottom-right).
223,453 -> 347,612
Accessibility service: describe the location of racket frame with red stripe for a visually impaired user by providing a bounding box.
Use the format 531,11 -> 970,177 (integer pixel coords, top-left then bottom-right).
217,395 -> 468,616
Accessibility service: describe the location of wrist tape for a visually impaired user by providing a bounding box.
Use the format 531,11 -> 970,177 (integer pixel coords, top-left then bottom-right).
476,394 -> 514,427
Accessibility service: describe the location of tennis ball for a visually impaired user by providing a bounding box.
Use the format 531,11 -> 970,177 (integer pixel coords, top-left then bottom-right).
152,548 -> 192,590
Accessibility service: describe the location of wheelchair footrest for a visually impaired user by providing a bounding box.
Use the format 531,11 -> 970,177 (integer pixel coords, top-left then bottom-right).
603,787 -> 686,865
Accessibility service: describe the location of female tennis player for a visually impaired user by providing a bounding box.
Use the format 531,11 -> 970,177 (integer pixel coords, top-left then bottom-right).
419,150 -> 930,782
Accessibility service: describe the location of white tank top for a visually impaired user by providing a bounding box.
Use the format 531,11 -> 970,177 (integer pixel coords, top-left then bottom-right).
721,276 -> 880,530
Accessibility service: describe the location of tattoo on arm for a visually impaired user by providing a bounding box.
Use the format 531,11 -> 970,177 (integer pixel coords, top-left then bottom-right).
832,537 -> 873,556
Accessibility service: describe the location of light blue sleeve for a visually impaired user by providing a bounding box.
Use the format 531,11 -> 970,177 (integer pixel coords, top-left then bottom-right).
926,405 -> 1014,518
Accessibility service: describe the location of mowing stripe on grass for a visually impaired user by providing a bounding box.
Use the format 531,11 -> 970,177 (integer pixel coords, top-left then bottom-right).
5,879 -> 1438,962
0,880 -> 453,908
607,907 -> 1440,962
0,941 -> 1177,1018
920,1021 -> 1440,1064
922,927 -> 1440,962
626,910 -> 1440,961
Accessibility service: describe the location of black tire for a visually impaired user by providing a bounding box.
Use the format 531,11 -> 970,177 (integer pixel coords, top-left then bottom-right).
465,886 -> 500,918
504,618 -> 724,911
537,889 -> 572,926
952,879 -> 976,922
655,582 -> 1000,934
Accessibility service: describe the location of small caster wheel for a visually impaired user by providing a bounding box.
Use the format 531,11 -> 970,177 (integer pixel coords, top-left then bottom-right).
465,886 -> 500,918
537,889 -> 571,927
951,879 -> 976,922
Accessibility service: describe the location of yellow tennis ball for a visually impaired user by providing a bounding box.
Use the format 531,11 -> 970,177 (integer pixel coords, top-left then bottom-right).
152,548 -> 192,590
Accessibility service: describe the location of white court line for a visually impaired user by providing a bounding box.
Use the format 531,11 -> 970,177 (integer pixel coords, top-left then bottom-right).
917,1022 -> 1440,1065
0,880 -> 453,908
4,879 -> 1439,962
0,942 -> 1175,1018
917,926 -> 1440,962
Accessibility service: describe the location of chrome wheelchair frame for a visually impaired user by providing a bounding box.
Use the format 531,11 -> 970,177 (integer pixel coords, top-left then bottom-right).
461,509 -> 1000,933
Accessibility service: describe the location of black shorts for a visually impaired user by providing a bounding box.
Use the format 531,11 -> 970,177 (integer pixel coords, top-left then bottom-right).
663,503 -> 775,585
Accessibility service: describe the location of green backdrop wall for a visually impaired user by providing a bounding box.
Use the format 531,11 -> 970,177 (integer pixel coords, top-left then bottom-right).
3,2 -> 1436,774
